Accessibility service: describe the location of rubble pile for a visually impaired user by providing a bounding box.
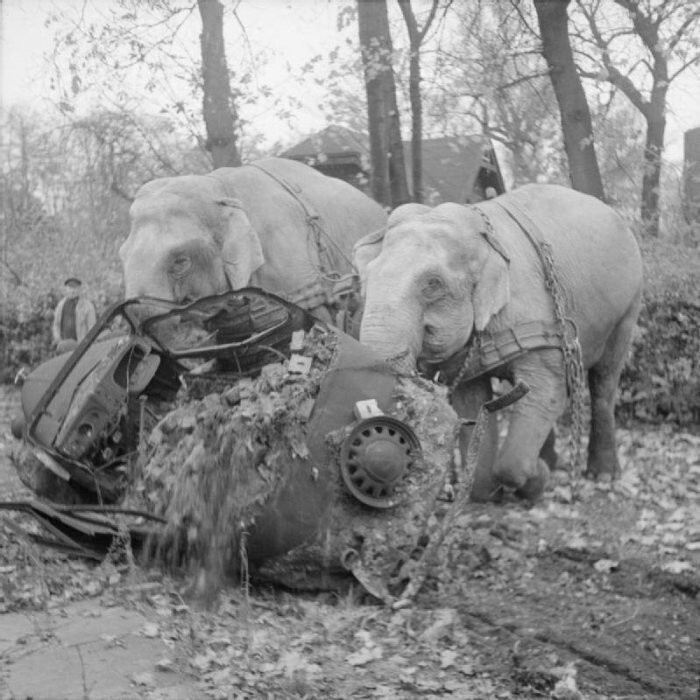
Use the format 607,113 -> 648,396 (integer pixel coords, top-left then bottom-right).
123,324 -> 462,599
124,327 -> 336,579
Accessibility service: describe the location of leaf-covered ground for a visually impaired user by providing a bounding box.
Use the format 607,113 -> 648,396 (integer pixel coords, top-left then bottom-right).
1,388 -> 699,699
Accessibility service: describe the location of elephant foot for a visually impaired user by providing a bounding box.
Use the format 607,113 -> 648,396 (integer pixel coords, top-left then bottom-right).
493,457 -> 550,502
469,467 -> 503,502
584,448 -> 621,480
514,459 -> 550,502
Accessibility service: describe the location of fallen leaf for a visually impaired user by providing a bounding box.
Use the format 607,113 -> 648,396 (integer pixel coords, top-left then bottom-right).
593,559 -> 619,573
156,657 -> 175,672
131,671 -> 155,687
661,560 -> 694,574
347,645 -> 383,666
141,622 -> 159,638
440,649 -> 458,669
421,607 -> 457,642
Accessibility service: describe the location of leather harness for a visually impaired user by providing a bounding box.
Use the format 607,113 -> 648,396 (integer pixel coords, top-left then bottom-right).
424,320 -> 565,387
248,162 -> 358,314
427,197 -> 571,391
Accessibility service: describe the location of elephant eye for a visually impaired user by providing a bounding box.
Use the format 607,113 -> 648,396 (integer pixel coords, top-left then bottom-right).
422,275 -> 446,300
170,255 -> 191,278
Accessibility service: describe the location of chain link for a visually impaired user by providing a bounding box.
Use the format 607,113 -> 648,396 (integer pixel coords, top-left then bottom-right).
451,205 -> 586,478
394,407 -> 489,607
538,243 -> 586,478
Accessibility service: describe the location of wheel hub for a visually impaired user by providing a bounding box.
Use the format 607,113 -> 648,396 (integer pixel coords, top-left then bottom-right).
340,416 -> 421,508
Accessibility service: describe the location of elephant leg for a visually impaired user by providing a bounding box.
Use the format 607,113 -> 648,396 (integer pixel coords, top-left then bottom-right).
494,350 -> 567,501
539,428 -> 558,471
586,303 -> 639,479
450,376 -> 500,502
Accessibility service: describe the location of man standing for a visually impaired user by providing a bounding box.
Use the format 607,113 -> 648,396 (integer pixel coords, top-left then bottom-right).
52,277 -> 97,353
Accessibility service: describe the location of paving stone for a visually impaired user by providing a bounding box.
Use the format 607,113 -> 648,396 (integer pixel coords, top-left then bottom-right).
0,601 -> 202,700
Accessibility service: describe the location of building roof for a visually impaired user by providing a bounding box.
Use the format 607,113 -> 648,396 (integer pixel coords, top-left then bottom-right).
281,125 -> 502,203
282,125 -> 369,166
403,135 -> 490,203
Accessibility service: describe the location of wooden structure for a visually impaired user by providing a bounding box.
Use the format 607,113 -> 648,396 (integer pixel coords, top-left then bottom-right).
282,125 -> 505,204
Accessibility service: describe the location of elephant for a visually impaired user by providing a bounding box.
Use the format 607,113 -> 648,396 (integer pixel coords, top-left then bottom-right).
353,184 -> 643,501
119,157 -> 387,324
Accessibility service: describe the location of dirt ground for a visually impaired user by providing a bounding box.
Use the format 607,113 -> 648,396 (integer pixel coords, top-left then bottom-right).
1,386 -> 699,699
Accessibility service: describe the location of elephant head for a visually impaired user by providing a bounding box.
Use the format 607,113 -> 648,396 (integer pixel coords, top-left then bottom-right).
119,175 -> 264,303
354,202 -> 510,367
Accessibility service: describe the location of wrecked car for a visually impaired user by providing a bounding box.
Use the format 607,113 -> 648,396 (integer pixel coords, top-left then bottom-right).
5,288 -> 525,602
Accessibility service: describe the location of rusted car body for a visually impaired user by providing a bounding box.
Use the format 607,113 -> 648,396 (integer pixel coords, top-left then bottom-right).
7,290 -> 425,575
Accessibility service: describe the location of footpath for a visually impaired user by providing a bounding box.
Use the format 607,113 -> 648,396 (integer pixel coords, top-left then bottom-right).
1,600 -> 202,700
0,387 -> 203,700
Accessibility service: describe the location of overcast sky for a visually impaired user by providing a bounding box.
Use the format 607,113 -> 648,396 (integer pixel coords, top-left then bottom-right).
0,0 -> 343,137
1,0 -> 699,162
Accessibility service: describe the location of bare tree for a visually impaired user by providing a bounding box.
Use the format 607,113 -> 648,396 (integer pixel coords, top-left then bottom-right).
197,0 -> 241,167
534,0 -> 605,199
48,0 -> 251,169
358,0 -> 410,207
397,0 -> 442,203
437,2 -> 567,185
573,0 -> 700,235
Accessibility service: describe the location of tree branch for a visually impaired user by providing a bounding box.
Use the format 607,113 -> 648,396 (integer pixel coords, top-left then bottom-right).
397,0 -> 441,46
667,7 -> 700,52
669,52 -> 700,81
0,259 -> 23,287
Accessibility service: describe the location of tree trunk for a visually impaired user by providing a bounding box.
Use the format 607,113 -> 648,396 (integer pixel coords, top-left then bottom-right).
637,66 -> 668,236
398,0 -> 439,205
357,0 -> 409,207
534,0 -> 605,200
683,127 -> 700,226
406,45 -> 423,203
197,0 -> 240,168
641,110 -> 665,237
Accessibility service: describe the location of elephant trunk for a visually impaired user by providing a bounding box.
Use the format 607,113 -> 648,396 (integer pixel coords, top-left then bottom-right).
359,301 -> 423,374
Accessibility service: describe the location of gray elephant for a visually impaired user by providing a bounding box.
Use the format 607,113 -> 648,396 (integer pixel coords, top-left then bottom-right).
119,157 -> 387,323
354,184 -> 643,501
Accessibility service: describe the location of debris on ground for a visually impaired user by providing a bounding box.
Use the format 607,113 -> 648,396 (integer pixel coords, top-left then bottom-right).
120,324 -> 461,603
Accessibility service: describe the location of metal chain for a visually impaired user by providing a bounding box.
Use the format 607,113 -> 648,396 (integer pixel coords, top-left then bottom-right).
451,205 -> 586,477
394,407 -> 489,608
539,242 -> 585,477
447,333 -> 481,399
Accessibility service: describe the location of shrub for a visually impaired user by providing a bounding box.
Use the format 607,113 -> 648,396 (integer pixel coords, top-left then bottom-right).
618,236 -> 700,429
0,292 -> 58,384
619,295 -> 700,427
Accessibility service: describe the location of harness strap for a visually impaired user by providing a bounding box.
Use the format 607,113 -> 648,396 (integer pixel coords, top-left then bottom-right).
251,161 -> 321,221
490,198 -> 548,255
250,162 -> 355,272
425,320 -> 564,389
249,162 -> 358,315
488,197 -> 584,396
462,195 -> 587,475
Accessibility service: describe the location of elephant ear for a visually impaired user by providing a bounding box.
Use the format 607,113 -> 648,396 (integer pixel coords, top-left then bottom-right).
352,227 -> 386,291
472,237 -> 510,332
217,198 -> 265,289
